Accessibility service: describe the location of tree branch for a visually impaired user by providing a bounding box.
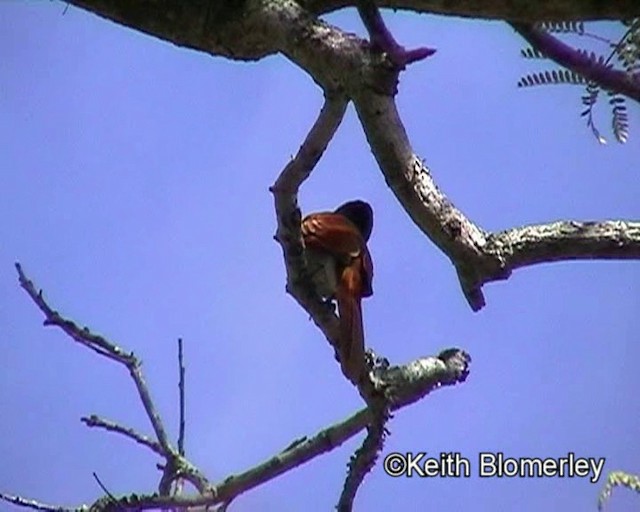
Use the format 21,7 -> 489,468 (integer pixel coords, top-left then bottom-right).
307,0 -> 640,21
81,415 -> 164,456
7,260 -> 470,511
338,403 -> 389,511
270,88 -> 471,504
14,263 -> 213,499
15,263 -> 174,455
271,92 -> 355,377
177,338 -> 186,457
489,220 -> 640,269
357,0 -> 436,70
0,492 -> 78,512
35,3 -> 640,311
512,22 -> 640,103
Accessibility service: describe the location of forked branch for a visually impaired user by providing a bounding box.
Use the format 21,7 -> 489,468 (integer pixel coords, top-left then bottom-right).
4,264 -> 468,511
270,88 -> 471,508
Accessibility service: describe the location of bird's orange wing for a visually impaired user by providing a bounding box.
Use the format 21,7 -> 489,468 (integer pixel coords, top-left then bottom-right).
301,213 -> 363,260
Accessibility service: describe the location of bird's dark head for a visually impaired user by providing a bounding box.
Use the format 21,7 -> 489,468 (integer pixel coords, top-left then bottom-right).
335,200 -> 373,242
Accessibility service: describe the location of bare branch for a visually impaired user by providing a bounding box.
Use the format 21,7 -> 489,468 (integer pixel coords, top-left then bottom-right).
59,3 -> 636,317
16,263 -> 174,454
271,93 -> 352,379
351,95 -> 500,310
352,89 -> 640,309
490,220 -> 640,270
7,268 -> 469,512
512,22 -> 640,102
177,338 -> 186,457
91,474 -> 120,510
0,492 -> 80,512
15,263 -> 213,499
158,349 -> 470,509
81,415 -> 164,456
338,401 -> 389,511
100,350 -> 469,509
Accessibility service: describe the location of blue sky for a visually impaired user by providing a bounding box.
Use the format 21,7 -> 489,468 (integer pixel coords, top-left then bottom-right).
1,3 -> 638,511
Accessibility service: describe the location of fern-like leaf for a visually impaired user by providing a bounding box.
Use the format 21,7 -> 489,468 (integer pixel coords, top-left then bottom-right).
536,21 -> 585,34
518,69 -> 587,88
520,47 -> 546,59
518,20 -> 636,144
598,471 -> 640,511
609,93 -> 629,143
581,82 -> 607,144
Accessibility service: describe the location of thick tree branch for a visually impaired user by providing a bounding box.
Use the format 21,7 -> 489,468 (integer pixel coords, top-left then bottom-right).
35,3 -> 640,312
62,1 -> 640,66
306,0 -> 640,21
197,351 -> 469,508
488,220 -> 640,269
512,22 -> 640,103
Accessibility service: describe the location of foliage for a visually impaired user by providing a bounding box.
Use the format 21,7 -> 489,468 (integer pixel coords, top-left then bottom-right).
598,471 -> 640,510
518,19 -> 639,144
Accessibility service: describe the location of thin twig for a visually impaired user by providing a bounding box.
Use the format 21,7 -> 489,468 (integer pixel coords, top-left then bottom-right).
81,415 -> 164,456
171,337 -> 187,503
15,263 -> 214,500
177,338 -> 186,457
92,473 -> 122,510
129,363 -> 173,455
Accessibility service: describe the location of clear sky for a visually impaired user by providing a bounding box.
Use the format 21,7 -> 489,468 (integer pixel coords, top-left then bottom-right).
1,3 -> 639,511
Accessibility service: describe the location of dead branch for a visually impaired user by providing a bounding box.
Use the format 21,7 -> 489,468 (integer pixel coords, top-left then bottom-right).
81,415 -> 164,456
14,263 -> 212,501
5,264 -> 468,511
0,492 -> 79,512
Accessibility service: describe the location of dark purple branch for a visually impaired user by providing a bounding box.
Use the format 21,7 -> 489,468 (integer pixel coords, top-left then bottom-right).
512,22 -> 640,102
357,0 -> 435,69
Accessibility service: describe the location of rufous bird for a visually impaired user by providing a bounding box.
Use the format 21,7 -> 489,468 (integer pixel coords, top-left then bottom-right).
301,200 -> 373,383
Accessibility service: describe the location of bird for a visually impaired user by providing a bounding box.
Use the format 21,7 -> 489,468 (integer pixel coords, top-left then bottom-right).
301,200 -> 373,383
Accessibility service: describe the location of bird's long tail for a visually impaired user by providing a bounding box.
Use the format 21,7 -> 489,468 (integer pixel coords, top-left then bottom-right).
336,265 -> 365,383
